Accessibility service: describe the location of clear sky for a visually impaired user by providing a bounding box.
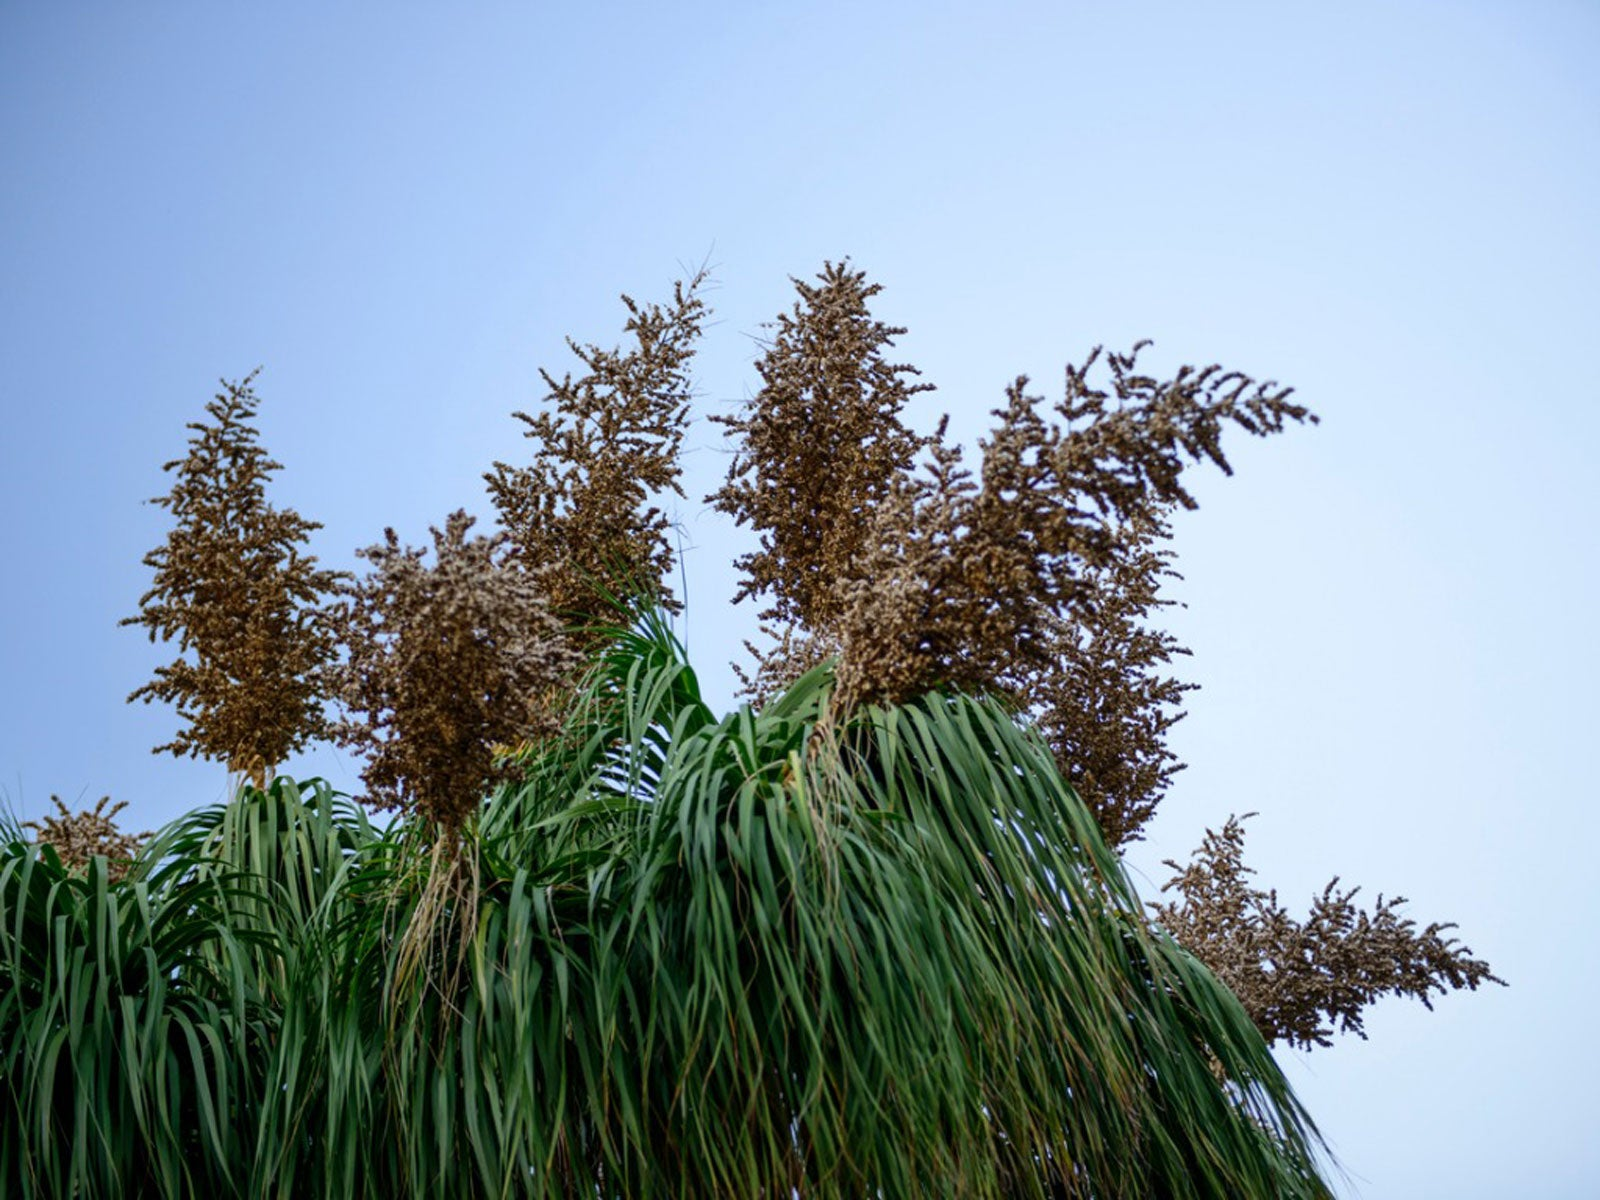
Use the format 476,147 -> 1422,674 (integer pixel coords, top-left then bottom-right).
3,3 -> 1596,1195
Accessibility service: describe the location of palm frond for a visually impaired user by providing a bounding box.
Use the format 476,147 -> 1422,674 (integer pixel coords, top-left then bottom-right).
291,616 -> 1333,1198
0,840 -> 271,1198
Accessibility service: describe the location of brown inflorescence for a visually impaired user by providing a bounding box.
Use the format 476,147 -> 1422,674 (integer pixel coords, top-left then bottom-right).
486,272 -> 710,649
1022,513 -> 1196,846
1151,815 -> 1504,1049
330,510 -> 578,833
827,347 -> 1316,716
709,261 -> 935,638
24,796 -> 150,882
123,372 -> 344,788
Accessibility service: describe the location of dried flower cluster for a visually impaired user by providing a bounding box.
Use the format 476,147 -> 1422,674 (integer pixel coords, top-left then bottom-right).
713,278 -> 1307,844
23,796 -> 149,881
709,261 -> 934,633
330,511 -> 577,832
123,372 -> 343,787
1150,816 -> 1504,1049
486,273 -> 709,644
1023,514 -> 1195,845
826,346 -> 1315,715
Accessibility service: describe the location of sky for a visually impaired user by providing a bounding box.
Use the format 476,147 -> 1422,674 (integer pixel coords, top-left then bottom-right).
2,2 -> 1596,1194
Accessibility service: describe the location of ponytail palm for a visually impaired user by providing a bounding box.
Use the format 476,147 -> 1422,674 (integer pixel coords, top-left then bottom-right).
3,617 -> 1334,1197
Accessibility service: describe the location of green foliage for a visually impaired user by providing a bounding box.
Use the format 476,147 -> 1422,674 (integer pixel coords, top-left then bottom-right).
0,624 -> 1335,1198
0,810 -> 273,1197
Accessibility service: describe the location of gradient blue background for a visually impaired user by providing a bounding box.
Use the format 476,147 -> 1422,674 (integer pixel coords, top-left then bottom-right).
3,4 -> 1596,1195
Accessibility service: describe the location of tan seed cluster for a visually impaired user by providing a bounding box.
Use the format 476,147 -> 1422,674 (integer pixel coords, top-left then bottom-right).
1022,514 -> 1195,846
24,796 -> 150,882
487,272 -> 709,647
123,372 -> 343,787
1151,815 -> 1504,1049
708,261 -> 934,637
829,346 -> 1316,715
329,510 -> 578,832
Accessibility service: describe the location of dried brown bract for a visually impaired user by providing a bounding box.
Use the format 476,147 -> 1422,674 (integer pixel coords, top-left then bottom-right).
1151,815 -> 1504,1050
24,796 -> 150,882
486,272 -> 709,644
123,371 -> 344,788
330,510 -> 577,833
709,261 -> 934,641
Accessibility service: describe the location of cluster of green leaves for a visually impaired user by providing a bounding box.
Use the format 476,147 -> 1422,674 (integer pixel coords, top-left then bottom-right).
2,623 -> 1334,1198
0,778 -> 372,1197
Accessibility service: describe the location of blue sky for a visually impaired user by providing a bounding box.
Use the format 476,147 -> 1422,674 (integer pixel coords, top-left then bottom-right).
3,3 -> 1596,1195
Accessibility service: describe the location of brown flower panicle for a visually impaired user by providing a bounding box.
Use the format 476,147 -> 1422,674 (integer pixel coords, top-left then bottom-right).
707,261 -> 934,698
123,371 -> 343,788
330,510 -> 577,833
486,272 -> 709,646
828,345 -> 1316,716
1024,514 -> 1195,846
24,796 -> 150,882
1151,815 -> 1504,1049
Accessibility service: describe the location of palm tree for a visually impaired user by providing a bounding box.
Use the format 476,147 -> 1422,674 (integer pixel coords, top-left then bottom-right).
3,614 -> 1333,1198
